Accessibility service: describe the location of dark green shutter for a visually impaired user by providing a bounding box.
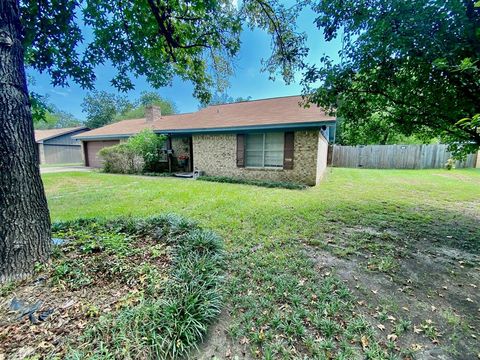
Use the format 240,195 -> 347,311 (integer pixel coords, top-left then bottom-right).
237,134 -> 245,167
284,132 -> 294,169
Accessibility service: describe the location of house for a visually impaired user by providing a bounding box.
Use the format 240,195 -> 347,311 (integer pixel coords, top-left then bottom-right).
74,96 -> 336,185
35,126 -> 89,165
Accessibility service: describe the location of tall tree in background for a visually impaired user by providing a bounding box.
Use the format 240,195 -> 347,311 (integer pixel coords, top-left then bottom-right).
198,92 -> 252,109
305,0 -> 480,156
82,91 -> 132,128
116,91 -> 177,120
0,0 -> 307,282
34,106 -> 83,129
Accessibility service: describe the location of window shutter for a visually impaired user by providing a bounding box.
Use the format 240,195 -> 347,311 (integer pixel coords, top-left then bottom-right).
237,134 -> 245,167
283,132 -> 294,170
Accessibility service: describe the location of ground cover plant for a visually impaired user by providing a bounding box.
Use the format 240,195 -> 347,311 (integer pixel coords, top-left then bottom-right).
197,175 -> 307,190
0,215 -> 224,359
37,168 -> 480,359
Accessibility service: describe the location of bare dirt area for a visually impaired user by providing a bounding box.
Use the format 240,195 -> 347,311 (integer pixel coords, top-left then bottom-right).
195,311 -> 253,360
308,227 -> 480,360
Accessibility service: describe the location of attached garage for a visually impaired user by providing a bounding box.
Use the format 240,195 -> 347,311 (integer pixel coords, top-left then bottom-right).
84,140 -> 120,168
35,127 -> 89,165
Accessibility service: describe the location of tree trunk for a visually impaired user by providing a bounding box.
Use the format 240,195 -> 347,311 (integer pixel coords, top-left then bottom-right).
0,0 -> 51,283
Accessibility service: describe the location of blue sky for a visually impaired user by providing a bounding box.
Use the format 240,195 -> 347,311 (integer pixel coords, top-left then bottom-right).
27,5 -> 342,121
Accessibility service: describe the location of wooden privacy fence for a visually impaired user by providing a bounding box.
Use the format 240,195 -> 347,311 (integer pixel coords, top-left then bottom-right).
330,144 -> 478,169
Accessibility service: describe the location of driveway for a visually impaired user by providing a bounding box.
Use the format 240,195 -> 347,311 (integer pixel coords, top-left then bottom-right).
40,165 -> 92,174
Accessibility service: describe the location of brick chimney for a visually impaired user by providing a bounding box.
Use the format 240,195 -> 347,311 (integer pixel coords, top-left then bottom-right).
145,105 -> 161,123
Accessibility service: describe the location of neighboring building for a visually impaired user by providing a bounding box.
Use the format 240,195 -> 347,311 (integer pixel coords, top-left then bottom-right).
74,96 -> 336,185
35,127 -> 89,165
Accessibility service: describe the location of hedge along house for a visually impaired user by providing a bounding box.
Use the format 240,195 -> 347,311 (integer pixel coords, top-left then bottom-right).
35,126 -> 89,165
74,96 -> 336,185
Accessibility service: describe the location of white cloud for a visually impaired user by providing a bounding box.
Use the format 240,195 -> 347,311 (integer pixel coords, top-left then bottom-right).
49,89 -> 71,97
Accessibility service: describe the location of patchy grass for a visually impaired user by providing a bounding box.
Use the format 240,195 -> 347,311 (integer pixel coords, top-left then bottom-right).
0,215 -> 224,359
39,168 -> 480,359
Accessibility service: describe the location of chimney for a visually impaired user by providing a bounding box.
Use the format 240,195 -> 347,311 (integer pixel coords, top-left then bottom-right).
145,105 -> 161,123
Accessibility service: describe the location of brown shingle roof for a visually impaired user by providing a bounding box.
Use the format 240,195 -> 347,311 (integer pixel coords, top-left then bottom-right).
35,126 -> 87,142
75,95 -> 335,139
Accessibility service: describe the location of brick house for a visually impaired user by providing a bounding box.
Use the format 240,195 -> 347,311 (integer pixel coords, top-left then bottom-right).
74,96 -> 336,185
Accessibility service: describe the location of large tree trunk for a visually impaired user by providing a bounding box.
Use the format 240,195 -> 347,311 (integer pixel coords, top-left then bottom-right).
0,0 -> 51,283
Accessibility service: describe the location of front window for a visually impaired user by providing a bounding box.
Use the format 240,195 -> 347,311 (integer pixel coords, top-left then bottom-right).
245,132 -> 284,168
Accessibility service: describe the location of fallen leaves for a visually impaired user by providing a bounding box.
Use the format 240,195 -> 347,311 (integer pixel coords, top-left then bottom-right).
387,315 -> 396,323
411,343 -> 423,351
361,335 -> 369,349
413,325 -> 423,334
377,324 -> 386,331
387,333 -> 398,342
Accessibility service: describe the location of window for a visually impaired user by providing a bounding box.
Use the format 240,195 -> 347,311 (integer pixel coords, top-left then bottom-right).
245,133 -> 284,168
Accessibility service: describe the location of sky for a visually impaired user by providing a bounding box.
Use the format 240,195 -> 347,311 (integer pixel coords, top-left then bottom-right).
27,5 -> 342,121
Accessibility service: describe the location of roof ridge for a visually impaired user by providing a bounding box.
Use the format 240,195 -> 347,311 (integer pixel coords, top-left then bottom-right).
204,94 -> 303,109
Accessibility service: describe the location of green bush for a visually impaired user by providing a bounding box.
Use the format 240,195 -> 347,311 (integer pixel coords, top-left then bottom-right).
99,129 -> 166,174
197,175 -> 307,190
99,143 -> 144,174
128,129 -> 167,172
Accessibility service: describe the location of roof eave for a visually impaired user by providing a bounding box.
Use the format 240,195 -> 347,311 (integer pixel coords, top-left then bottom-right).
75,120 -> 336,140
73,133 -> 133,141
36,126 -> 89,143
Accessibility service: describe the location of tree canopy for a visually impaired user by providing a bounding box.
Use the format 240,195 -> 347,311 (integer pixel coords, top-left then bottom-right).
198,92 -> 252,109
82,91 -> 177,128
304,0 -> 480,156
81,91 -> 132,128
116,92 -> 177,120
34,106 -> 83,129
20,0 -> 307,103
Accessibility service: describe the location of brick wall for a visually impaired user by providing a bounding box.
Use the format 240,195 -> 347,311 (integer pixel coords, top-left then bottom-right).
192,130 -> 323,185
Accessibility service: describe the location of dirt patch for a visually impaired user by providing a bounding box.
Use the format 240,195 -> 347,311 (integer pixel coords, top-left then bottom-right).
307,235 -> 480,359
431,172 -> 478,182
194,311 -> 253,360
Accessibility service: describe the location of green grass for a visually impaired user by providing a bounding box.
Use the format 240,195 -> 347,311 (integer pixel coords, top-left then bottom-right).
42,168 -> 480,358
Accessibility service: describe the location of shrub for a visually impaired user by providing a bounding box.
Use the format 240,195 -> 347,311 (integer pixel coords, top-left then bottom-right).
99,129 -> 166,174
128,129 -> 167,172
197,175 -> 307,190
445,158 -> 455,170
99,143 -> 144,174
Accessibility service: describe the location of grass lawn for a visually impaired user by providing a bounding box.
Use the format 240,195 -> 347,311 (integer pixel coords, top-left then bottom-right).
41,168 -> 480,359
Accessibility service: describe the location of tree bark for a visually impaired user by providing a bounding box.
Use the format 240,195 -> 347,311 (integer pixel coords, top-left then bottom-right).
0,0 -> 51,283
